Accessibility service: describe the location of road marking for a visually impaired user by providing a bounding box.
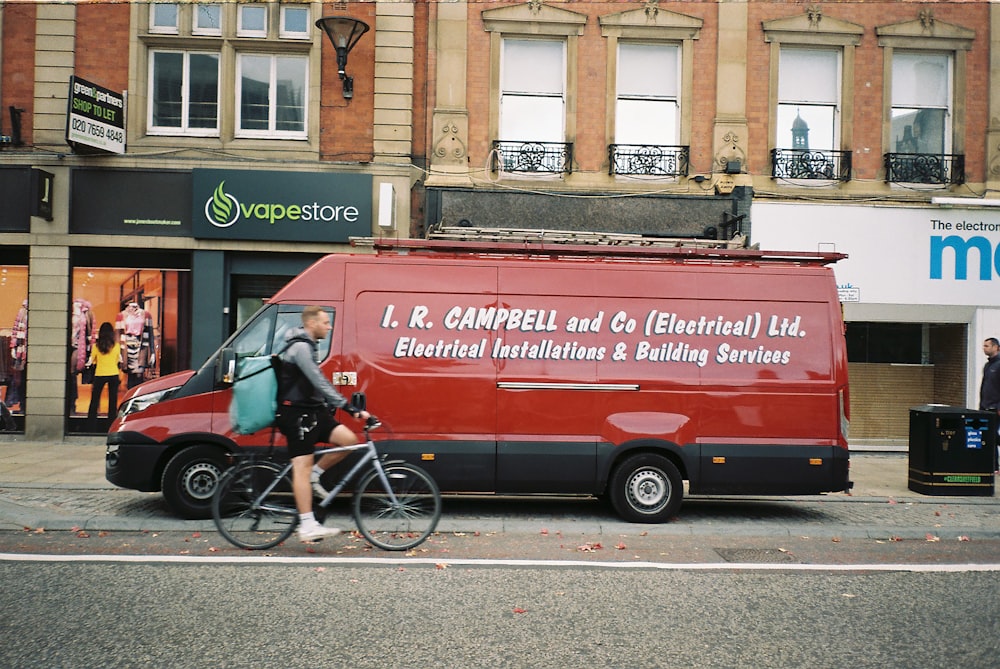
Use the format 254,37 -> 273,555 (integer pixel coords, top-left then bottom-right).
2,553 -> 1000,572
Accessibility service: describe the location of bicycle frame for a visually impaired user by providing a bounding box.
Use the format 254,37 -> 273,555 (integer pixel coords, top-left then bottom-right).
245,430 -> 398,514
315,439 -> 398,509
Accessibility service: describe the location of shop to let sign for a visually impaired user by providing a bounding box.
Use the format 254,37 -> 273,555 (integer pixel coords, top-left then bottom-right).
65,75 -> 126,155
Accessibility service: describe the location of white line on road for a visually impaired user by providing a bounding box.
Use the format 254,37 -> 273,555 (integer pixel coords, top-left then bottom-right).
2,553 -> 1000,572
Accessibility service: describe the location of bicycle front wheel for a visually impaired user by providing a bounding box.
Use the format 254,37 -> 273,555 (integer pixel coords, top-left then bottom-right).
352,462 -> 441,551
212,461 -> 298,550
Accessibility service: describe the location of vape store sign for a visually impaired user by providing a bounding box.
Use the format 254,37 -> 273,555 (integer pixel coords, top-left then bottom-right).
192,169 -> 372,243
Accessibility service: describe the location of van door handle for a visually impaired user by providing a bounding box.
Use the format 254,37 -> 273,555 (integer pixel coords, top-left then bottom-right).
332,371 -> 357,386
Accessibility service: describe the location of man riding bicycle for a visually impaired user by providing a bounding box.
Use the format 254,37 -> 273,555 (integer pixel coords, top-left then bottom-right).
275,305 -> 369,542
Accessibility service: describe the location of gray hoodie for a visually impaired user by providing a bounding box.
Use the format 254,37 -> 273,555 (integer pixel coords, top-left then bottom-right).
277,326 -> 351,411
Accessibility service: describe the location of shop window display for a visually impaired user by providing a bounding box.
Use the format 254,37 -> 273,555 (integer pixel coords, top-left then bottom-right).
70,267 -> 184,428
1,266 -> 28,421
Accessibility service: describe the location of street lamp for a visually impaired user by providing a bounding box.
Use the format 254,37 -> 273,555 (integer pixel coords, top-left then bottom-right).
315,16 -> 370,100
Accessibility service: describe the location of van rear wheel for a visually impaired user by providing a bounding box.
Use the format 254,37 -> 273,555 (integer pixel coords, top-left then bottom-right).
162,445 -> 227,519
609,453 -> 682,523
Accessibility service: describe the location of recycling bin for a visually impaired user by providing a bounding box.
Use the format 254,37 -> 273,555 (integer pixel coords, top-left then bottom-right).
908,405 -> 996,496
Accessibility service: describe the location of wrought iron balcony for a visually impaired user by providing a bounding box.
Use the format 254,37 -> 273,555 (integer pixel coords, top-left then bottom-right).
608,144 -> 689,177
884,152 -> 964,185
492,141 -> 573,175
771,148 -> 852,181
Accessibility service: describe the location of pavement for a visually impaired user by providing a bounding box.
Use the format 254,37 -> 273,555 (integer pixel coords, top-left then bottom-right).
0,437 -> 997,540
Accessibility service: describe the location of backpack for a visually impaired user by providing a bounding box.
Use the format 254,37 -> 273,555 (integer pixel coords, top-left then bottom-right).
228,336 -> 310,435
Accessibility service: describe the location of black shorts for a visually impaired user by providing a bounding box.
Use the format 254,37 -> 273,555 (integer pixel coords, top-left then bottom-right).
275,405 -> 341,459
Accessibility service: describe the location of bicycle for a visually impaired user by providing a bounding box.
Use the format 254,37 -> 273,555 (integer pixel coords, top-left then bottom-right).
211,416 -> 441,551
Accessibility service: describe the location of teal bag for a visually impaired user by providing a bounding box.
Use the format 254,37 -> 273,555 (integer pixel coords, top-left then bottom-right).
229,355 -> 279,435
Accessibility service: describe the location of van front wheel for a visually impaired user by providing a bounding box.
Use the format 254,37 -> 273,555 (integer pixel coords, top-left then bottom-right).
162,445 -> 227,519
609,453 -> 682,523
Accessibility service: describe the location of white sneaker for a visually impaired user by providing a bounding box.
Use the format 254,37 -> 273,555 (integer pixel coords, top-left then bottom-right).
310,470 -> 329,499
298,524 -> 341,543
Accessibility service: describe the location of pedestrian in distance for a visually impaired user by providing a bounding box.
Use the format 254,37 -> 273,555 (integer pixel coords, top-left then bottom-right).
274,306 -> 370,543
87,322 -> 122,426
979,337 -> 1000,472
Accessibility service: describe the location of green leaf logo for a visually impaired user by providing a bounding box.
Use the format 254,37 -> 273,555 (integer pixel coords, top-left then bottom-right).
205,181 -> 240,228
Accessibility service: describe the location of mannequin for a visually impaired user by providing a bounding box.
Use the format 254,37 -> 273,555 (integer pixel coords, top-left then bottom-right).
69,297 -> 95,411
116,301 -> 155,388
7,300 -> 26,411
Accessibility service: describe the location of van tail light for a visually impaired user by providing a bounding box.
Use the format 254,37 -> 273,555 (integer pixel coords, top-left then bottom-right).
838,387 -> 850,445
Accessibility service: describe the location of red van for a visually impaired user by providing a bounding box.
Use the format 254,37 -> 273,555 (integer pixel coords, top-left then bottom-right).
106,239 -> 852,521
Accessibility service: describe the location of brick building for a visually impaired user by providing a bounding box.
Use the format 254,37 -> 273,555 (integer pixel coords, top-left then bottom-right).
1,0 -> 997,443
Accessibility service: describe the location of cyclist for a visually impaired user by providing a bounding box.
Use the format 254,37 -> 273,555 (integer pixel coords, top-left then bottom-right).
275,305 -> 369,542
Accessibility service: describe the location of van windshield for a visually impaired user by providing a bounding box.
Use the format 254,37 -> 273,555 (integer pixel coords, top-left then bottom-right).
232,305 -> 334,360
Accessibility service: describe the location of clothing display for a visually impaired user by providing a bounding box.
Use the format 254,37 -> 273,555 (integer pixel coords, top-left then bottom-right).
70,298 -> 95,374
11,300 -> 26,371
116,302 -> 156,388
7,301 -> 27,409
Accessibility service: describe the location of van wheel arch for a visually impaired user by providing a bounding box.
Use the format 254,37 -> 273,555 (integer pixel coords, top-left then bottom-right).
607,448 -> 685,524
161,444 -> 230,520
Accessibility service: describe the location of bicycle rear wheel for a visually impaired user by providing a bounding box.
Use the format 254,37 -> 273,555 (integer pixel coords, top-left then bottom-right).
212,461 -> 298,550
352,462 -> 441,551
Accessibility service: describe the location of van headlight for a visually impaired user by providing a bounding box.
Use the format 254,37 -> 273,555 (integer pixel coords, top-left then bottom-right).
118,387 -> 180,418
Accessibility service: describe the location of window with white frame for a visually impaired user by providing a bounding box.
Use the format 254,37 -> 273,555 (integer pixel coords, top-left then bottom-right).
499,39 -> 565,143
237,54 -> 308,136
777,47 -> 840,151
238,4 -> 268,38
891,51 -> 951,155
192,3 -> 222,36
150,2 -> 179,34
143,1 -> 313,140
280,5 -> 310,39
615,43 -> 679,145
149,50 -> 220,134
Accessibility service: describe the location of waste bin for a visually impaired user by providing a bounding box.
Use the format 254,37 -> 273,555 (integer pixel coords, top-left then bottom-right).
908,405 -> 996,496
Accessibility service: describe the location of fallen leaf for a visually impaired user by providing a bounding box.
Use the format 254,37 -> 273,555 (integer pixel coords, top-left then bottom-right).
831,537 -> 841,543
887,499 -> 898,505
208,546 -> 220,552
33,527 -> 45,534
315,567 -> 326,572
540,528 -> 549,535
435,563 -> 448,570
639,531 -> 649,537
192,532 -> 202,539
889,536 -> 903,542
925,533 -> 940,542
76,531 -> 90,538
615,542 -> 627,550
512,607 -> 527,614
958,536 -> 971,542
70,526 -> 81,532
98,531 -> 109,538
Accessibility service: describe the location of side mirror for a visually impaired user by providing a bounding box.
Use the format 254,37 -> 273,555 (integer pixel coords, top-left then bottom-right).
218,348 -> 236,385
351,391 -> 366,412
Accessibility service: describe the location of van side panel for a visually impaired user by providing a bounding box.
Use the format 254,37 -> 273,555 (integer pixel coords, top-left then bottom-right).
491,261 -> 847,494
341,261 -> 499,491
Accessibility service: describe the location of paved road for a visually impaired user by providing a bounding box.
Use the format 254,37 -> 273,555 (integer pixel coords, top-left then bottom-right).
2,558 -> 998,669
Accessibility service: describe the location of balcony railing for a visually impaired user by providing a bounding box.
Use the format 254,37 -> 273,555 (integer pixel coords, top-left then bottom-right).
884,152 -> 965,185
771,148 -> 852,181
608,144 -> 689,177
492,141 -> 573,175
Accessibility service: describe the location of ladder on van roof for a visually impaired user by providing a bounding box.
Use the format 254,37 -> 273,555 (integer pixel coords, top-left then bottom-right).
351,226 -> 846,265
